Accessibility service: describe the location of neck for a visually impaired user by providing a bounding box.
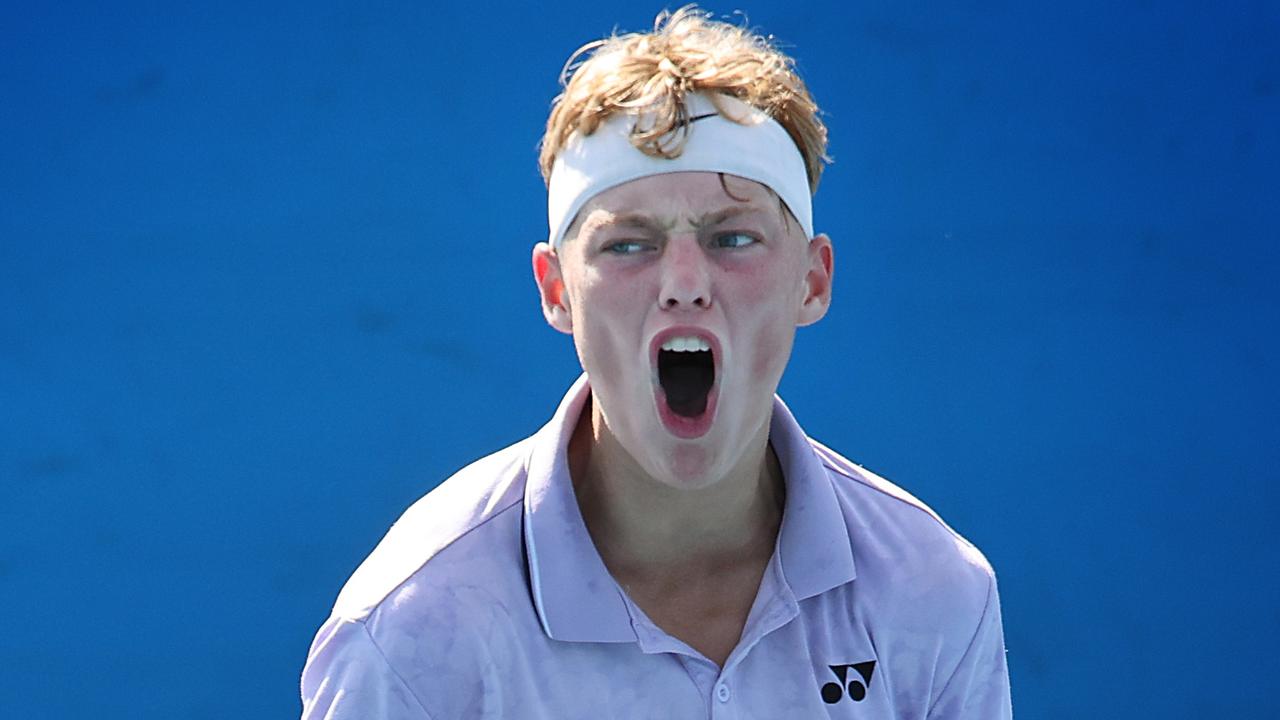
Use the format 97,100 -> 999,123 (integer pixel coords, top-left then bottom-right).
568,394 -> 786,579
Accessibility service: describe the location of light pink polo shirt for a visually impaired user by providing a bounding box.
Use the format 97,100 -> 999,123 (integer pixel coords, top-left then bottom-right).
301,376 -> 1012,718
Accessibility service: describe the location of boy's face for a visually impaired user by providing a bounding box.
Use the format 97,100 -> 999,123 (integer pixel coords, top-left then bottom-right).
534,171 -> 833,489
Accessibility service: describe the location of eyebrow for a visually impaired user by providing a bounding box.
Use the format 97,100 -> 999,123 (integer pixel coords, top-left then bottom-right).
691,205 -> 762,229
594,205 -> 765,234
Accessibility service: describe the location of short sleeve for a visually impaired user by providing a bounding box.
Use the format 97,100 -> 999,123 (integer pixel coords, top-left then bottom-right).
926,574 -> 1013,719
301,615 -> 434,720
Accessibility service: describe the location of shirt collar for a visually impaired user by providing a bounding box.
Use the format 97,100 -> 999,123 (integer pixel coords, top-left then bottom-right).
522,375 -> 857,643
767,391 -> 859,601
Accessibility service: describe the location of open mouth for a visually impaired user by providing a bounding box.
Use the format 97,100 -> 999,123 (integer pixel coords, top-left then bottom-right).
658,338 -> 716,417
660,340 -> 711,415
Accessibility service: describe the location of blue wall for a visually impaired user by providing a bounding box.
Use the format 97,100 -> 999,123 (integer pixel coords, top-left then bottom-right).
2,1 -> 1276,717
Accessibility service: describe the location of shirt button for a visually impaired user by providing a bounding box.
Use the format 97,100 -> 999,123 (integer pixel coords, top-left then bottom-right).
716,683 -> 731,702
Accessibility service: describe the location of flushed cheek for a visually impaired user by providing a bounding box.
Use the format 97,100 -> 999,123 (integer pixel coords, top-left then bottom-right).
578,270 -> 654,322
723,256 -> 795,305
721,279 -> 798,381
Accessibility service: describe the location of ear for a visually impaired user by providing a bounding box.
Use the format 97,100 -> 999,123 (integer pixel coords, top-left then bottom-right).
532,242 -> 573,334
796,233 -> 834,327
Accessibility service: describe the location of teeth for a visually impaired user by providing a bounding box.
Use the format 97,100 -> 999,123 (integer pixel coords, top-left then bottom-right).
660,336 -> 711,352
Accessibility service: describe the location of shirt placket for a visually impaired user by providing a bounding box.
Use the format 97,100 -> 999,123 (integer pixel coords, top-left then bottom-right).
626,553 -> 801,720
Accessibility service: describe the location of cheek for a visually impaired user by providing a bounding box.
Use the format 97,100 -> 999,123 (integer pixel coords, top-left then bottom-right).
728,260 -> 782,305
725,248 -> 808,309
723,262 -> 801,381
570,274 -> 649,377
748,322 -> 794,380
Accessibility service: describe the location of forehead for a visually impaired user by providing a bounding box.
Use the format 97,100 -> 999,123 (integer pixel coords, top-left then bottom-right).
576,172 -> 780,230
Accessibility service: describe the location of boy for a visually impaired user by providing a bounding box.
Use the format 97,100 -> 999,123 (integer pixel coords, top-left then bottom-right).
302,8 -> 1011,718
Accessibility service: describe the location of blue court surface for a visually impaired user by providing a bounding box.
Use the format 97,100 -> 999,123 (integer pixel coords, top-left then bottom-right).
1,1 -> 1276,717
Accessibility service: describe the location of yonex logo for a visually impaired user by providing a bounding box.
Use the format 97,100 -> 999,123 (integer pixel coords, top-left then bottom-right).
819,661 -> 877,704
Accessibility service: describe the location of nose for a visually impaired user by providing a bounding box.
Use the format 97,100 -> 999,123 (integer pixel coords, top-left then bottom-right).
658,236 -> 712,311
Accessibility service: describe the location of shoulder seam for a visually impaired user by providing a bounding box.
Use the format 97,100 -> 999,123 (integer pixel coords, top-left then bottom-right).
424,494 -> 524,567
817,448 -> 989,565
416,438 -> 535,574
335,492 -> 525,621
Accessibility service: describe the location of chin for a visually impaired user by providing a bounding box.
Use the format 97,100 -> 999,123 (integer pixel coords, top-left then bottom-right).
642,433 -> 732,490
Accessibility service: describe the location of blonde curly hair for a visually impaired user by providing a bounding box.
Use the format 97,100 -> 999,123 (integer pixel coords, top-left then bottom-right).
538,5 -> 829,191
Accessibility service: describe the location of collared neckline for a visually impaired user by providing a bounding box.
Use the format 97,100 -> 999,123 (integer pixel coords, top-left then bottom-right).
522,375 -> 857,643
523,375 -> 635,642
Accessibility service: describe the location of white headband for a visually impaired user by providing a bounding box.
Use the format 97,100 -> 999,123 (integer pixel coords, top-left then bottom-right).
546,92 -> 813,247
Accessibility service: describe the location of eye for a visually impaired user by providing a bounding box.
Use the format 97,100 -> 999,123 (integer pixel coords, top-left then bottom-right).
603,240 -> 652,255
714,232 -> 759,249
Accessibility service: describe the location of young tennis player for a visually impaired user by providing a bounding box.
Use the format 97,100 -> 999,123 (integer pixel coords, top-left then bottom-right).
302,8 -> 1012,718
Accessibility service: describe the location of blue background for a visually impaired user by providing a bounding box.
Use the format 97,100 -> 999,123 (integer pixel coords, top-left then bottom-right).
2,1 -> 1277,717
